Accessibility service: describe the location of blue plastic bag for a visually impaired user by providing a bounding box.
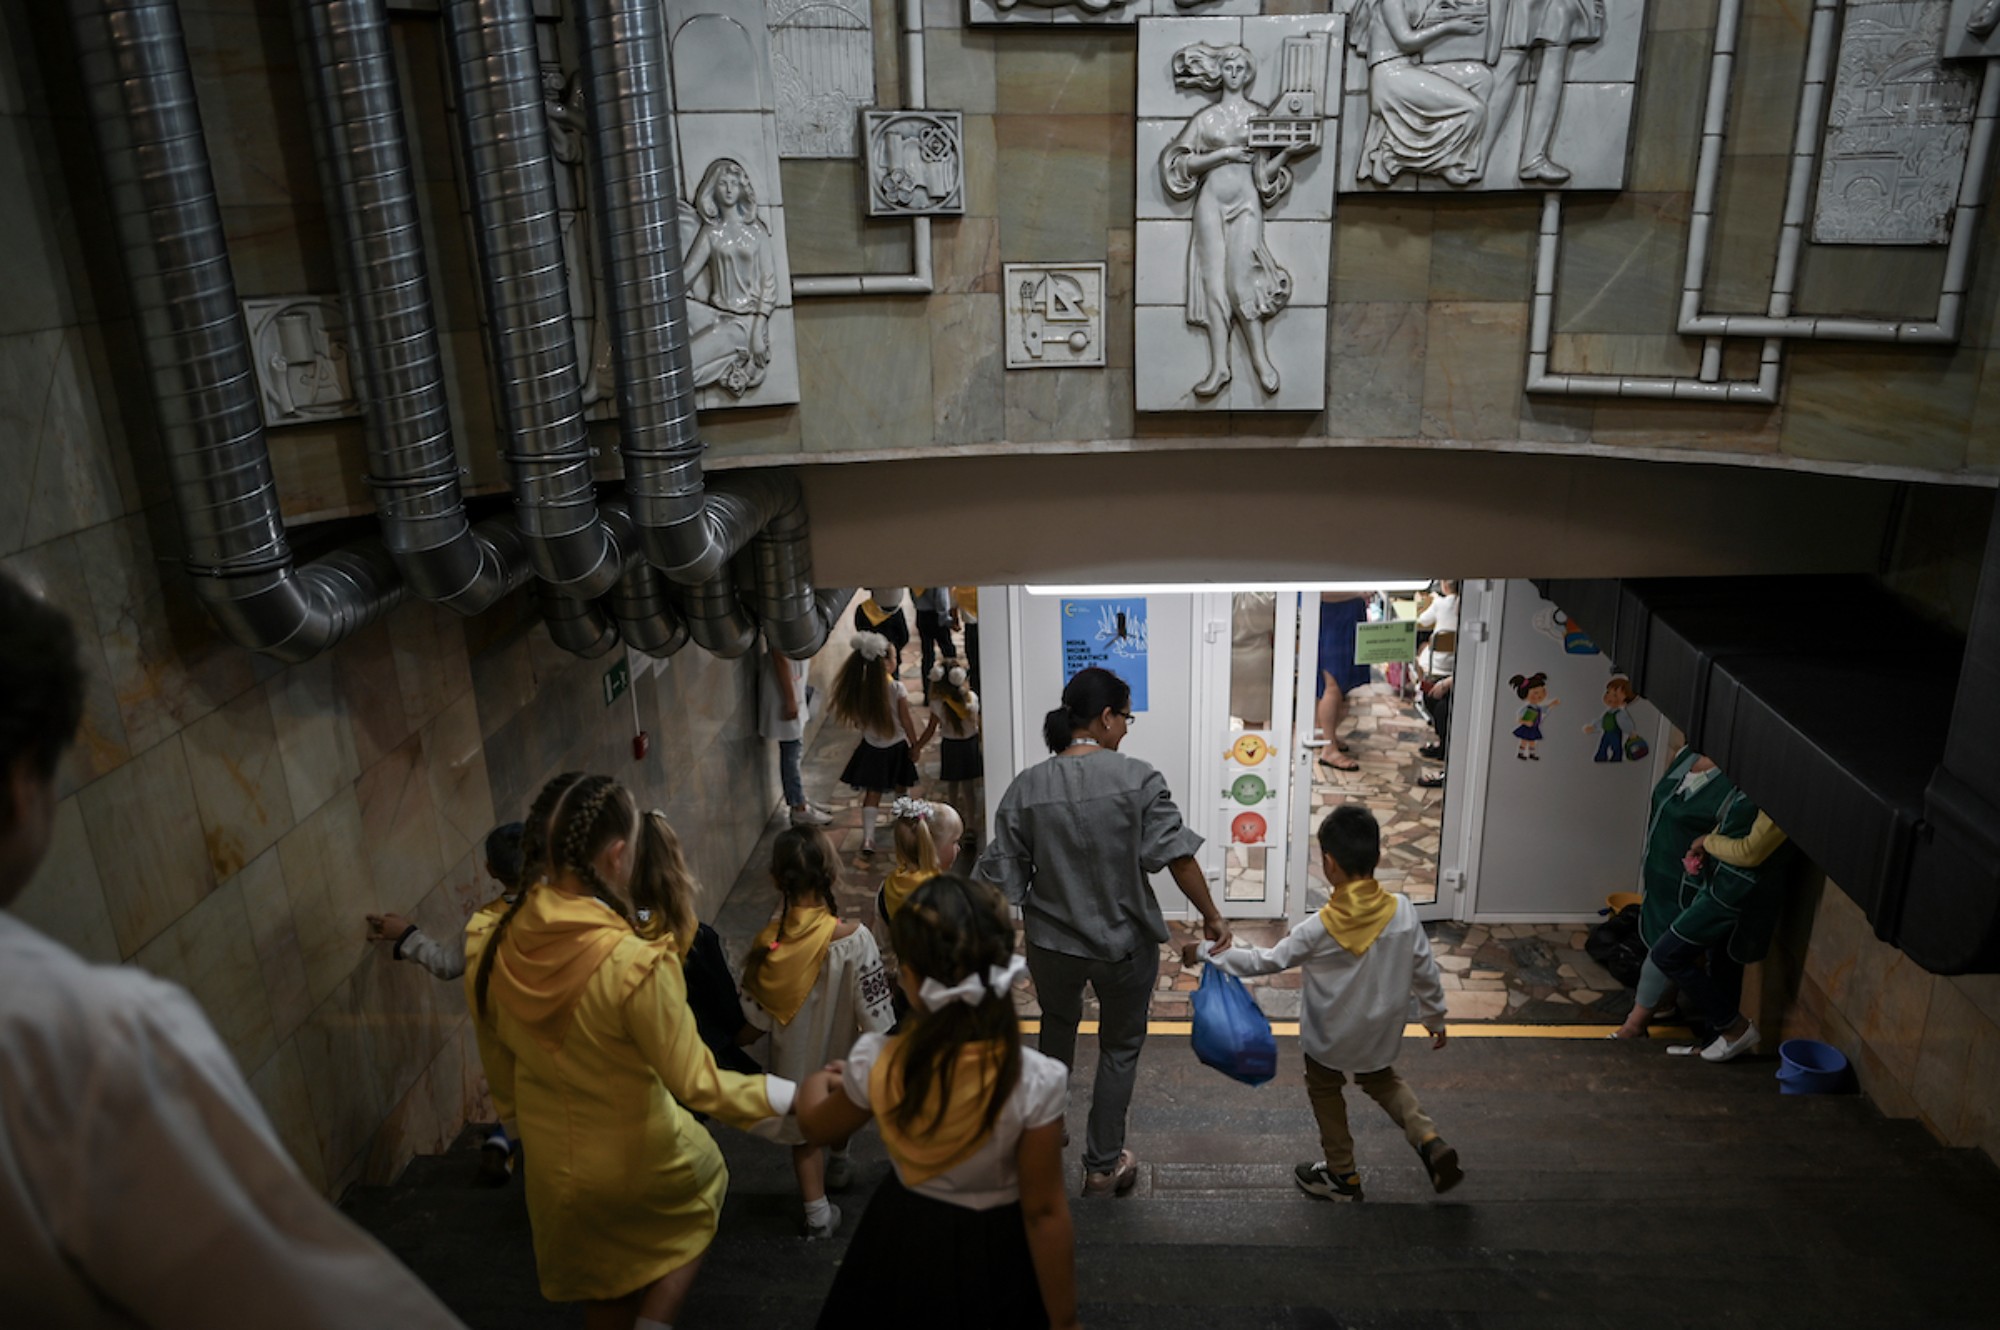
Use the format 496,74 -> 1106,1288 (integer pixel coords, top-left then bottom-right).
1190,962 -> 1277,1086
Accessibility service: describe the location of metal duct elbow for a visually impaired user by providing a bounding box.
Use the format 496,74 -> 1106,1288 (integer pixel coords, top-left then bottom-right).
442,0 -> 620,600
601,502 -> 690,657
680,568 -> 760,659
746,489 -> 847,658
69,0 -> 400,662
538,585 -> 621,659
292,0 -> 522,613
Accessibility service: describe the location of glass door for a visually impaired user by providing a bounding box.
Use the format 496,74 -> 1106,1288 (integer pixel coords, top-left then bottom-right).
1203,591 -> 1295,919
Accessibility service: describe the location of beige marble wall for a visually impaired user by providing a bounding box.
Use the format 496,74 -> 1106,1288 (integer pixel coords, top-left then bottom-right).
1774,879 -> 2000,1168
2,0 -> 789,1201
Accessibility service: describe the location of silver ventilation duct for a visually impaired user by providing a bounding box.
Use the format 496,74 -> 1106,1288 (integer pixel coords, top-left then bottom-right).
442,0 -> 622,600
680,568 -> 760,658
537,585 -> 621,658
68,0 -> 402,663
601,503 -> 691,657
291,0 -> 525,612
748,497 -> 851,658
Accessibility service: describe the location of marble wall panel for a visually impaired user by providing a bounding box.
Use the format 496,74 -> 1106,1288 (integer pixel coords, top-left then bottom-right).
248,1039 -> 329,1193
925,27 -> 1000,115
388,598 -> 474,735
77,735 -> 214,959
1587,396 -> 1782,455
0,329 -> 121,554
932,217 -> 1003,296
2,535 -> 130,796
220,205 -> 336,301
356,731 -> 449,920
996,113 -> 1121,262
336,619 -> 415,771
1972,351 -> 2000,474
1729,3 -> 1811,158
277,786 -> 378,1010
469,629 -> 537,743
8,798 -> 118,965
132,877 -> 277,1073
930,293 -> 1007,444
1333,201 -> 1434,304
1426,197 -> 1540,302
1781,343 -> 1980,474
236,845 -> 313,1046
1553,193 -> 1692,336
1325,300 -> 1427,438
268,653 -> 361,821
1795,244 -> 1951,323
1516,389 -> 1594,444
266,423 -> 374,523
293,970 -> 391,1187
796,299 -> 934,452
181,683 -> 296,883
1548,331 -> 1703,379
960,115 -> 1001,219
1005,364 -> 1117,441
0,115 -> 84,338
425,691 -> 497,871
994,33 -> 1140,116
1420,300 -> 1528,441
1913,972 -> 1981,1139
178,3 -> 316,212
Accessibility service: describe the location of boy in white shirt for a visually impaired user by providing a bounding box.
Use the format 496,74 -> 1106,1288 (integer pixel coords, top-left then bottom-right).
1185,805 -> 1462,1202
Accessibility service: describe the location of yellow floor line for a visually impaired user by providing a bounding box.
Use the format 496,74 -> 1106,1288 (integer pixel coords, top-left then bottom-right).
1017,1020 -> 1692,1040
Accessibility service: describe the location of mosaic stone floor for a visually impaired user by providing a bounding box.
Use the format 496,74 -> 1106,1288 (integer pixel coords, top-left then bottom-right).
716,653 -> 1635,1027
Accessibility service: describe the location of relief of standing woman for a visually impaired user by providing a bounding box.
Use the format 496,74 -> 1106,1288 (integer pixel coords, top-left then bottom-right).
1160,43 -> 1311,399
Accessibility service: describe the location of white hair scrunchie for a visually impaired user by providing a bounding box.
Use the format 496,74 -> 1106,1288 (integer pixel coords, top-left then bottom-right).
850,631 -> 891,661
917,953 -> 1029,1010
891,796 -> 933,822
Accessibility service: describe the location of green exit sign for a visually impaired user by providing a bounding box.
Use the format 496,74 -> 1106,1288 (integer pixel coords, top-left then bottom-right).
602,658 -> 631,707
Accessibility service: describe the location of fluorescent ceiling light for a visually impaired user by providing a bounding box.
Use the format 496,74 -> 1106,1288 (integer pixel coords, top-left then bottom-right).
1022,581 -> 1435,596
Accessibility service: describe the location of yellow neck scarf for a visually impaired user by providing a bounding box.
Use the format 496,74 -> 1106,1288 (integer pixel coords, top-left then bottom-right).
869,1036 -> 1008,1186
1318,877 -> 1398,956
881,867 -> 936,921
488,887 -> 630,1051
744,903 -> 840,1026
859,598 -> 895,627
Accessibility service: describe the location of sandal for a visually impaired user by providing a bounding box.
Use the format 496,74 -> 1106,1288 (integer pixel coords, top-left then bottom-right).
1317,754 -> 1361,773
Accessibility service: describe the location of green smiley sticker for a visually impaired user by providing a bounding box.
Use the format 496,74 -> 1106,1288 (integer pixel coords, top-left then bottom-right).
1229,773 -> 1268,806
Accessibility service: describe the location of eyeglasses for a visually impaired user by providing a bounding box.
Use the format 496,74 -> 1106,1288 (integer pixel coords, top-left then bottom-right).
1116,711 -> 1136,725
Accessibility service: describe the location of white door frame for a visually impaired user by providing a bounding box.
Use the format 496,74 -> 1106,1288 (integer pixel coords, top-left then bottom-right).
1437,578 -> 1503,923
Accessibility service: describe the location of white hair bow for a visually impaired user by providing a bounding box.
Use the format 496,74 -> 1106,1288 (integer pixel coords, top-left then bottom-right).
850,631 -> 891,661
917,953 -> 1028,1010
891,796 -> 933,822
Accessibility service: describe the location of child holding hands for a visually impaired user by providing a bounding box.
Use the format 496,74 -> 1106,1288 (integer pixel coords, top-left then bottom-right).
1186,805 -> 1462,1202
798,874 -> 1078,1329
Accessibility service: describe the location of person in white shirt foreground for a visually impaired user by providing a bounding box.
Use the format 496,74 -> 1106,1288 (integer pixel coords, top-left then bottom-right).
0,569 -> 465,1329
1185,805 -> 1464,1202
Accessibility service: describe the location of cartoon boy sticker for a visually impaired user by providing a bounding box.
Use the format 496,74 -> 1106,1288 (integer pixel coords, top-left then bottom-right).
1509,672 -> 1558,760
1583,674 -> 1637,763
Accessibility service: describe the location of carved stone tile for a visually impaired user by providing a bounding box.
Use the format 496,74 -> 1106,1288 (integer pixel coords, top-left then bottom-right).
768,0 -> 876,158
1337,0 -> 1649,196
864,110 -> 967,215
1134,14 -> 1340,412
969,0 -> 1261,29
1004,262 -> 1108,369
1945,0 -> 2000,59
1813,1 -> 1981,246
665,0 -> 802,409
242,297 -> 359,428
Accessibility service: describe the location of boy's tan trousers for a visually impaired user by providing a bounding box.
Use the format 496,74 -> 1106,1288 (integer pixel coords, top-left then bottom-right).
1303,1054 -> 1436,1177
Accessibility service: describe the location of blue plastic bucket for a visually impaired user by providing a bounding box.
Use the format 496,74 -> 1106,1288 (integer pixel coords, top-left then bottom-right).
1776,1039 -> 1849,1095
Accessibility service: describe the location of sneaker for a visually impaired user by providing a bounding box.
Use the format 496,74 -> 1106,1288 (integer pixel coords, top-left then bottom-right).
1418,1137 -> 1463,1194
1699,1020 -> 1760,1063
824,1151 -> 853,1192
1081,1149 -> 1139,1198
790,805 -> 832,827
1417,771 -> 1446,789
1294,1161 -> 1363,1202
802,1202 -> 842,1240
474,1141 -> 514,1188
1419,742 -> 1446,760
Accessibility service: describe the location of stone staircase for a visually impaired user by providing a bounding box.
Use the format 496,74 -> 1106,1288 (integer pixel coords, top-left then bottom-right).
343,1037 -> 2000,1328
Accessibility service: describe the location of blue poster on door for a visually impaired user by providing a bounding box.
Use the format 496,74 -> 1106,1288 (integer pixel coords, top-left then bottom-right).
1060,598 -> 1149,711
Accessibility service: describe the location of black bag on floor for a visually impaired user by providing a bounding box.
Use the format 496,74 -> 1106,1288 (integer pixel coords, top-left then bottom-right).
1586,904 -> 1646,991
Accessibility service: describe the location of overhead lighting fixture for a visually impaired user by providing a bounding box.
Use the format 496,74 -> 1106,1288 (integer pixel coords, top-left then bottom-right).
1022,581 -> 1436,596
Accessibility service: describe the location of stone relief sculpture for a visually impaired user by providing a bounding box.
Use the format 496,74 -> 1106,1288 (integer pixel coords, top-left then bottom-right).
680,159 -> 780,396
864,111 -> 966,216
767,0 -> 874,157
1943,0 -> 1999,66
664,0 -> 800,408
242,297 -> 358,427
543,67 -> 616,409
1161,42 -> 1313,396
1972,0 -> 2000,37
967,0 -> 1260,30
1815,1 -> 1981,245
1135,14 -> 1339,412
1339,0 -> 1646,194
1004,263 -> 1107,368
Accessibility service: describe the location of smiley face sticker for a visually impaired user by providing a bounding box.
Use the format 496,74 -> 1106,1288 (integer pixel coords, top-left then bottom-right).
1226,734 -> 1273,766
1229,773 -> 1269,806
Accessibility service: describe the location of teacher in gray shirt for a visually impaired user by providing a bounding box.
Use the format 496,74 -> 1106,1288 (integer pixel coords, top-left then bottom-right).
977,667 -> 1234,1198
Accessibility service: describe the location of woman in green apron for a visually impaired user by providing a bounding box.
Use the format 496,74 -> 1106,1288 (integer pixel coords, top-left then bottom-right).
1610,748 -> 1733,1040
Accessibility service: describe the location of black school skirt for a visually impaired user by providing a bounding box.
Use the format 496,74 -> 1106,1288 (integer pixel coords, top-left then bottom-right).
841,739 -> 918,792
938,734 -> 984,782
814,1171 -> 1047,1329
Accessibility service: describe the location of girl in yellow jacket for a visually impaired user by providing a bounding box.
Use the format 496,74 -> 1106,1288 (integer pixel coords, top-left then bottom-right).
466,772 -> 794,1329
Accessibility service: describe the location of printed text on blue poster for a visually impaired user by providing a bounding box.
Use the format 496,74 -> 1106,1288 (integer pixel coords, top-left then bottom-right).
1060,599 -> 1149,711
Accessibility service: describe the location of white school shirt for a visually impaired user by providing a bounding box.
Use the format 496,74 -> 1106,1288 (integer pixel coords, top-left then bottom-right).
739,929 -> 896,1143
927,691 -> 981,741
0,912 -> 466,1329
1202,895 -> 1448,1073
840,1034 -> 1068,1210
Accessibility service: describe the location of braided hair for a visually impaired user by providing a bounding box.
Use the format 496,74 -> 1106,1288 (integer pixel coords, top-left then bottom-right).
475,771 -> 585,1018
885,874 -> 1022,1142
548,775 -> 639,925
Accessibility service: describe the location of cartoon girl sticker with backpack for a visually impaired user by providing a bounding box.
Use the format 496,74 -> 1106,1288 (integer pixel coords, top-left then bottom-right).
1509,672 -> 1558,761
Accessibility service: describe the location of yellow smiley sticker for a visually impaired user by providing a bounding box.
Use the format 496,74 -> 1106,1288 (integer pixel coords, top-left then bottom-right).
1227,734 -> 1273,766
